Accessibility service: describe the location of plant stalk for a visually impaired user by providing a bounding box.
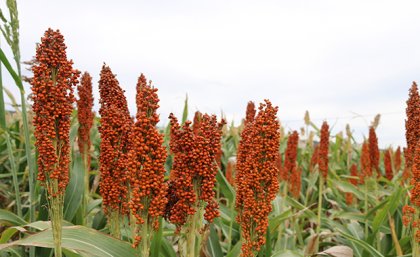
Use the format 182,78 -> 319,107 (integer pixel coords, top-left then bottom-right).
316,175 -> 323,252
5,132 -> 22,217
364,182 -> 368,237
82,144 -> 89,225
109,209 -> 121,239
50,180 -> 63,257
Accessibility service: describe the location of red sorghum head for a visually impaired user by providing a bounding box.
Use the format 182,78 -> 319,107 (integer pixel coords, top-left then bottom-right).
394,146 -> 402,172
282,131 -> 299,182
360,141 -> 372,183
368,127 -> 380,176
410,140 -> 420,208
384,149 -> 393,181
290,166 -> 302,199
225,157 -> 236,186
310,145 -> 319,172
166,113 -> 225,230
245,101 -> 256,125
192,111 -> 202,135
127,74 -> 168,248
235,100 -> 280,256
318,122 -> 329,179
31,28 -> 80,196
77,72 -> 94,165
236,101 -> 256,217
405,82 -> 420,171
98,64 -> 133,215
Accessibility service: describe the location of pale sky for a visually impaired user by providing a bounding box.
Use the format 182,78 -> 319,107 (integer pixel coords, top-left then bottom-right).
3,0 -> 420,147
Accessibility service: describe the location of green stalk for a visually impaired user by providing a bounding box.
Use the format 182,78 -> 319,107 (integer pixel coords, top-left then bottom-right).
5,132 -> 22,217
364,182 -> 368,237
82,144 -> 89,225
140,215 -> 151,257
48,179 -> 63,257
186,209 -> 198,257
109,209 -> 121,239
388,213 -> 403,256
316,175 -> 323,252
227,199 -> 234,253
0,40 -> 6,128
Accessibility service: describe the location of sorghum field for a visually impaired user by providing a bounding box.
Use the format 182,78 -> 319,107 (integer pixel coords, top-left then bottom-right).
0,2 -> 419,257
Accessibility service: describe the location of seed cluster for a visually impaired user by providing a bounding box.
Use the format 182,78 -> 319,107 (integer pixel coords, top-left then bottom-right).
166,113 -> 224,230
405,82 -> 420,171
235,100 -> 280,256
282,131 -> 299,182
318,122 -> 330,179
31,29 -> 79,196
77,72 -> 94,165
284,131 -> 301,197
411,141 -> 420,208
394,146 -> 402,172
127,74 -> 168,246
98,65 -> 133,215
310,145 -> 319,172
368,127 -> 380,176
360,142 -> 371,183
236,101 -> 256,215
384,149 -> 393,181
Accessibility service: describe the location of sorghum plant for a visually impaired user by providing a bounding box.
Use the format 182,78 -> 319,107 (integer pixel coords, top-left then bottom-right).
368,126 -> 380,177
127,74 -> 168,256
31,28 -> 80,257
405,82 -> 420,174
166,112 -> 224,257
236,101 -> 256,215
98,65 -> 133,238
77,72 -> 94,222
384,149 -> 393,181
283,131 -> 298,180
315,121 -> 329,251
394,146 -> 402,172
235,100 -> 280,257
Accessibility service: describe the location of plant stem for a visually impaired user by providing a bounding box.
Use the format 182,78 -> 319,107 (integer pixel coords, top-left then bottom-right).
388,213 -> 403,256
82,145 -> 89,225
50,180 -> 63,257
139,213 -> 151,257
364,182 -> 368,237
109,210 -> 121,239
5,132 -> 22,217
316,175 -> 323,252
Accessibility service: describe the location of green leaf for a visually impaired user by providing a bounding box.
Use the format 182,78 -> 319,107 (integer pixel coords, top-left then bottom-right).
0,48 -> 22,91
207,224 -> 223,257
64,154 -> 84,221
268,209 -> 293,234
340,232 -> 384,257
0,227 -> 19,244
160,236 -> 177,257
0,226 -> 137,257
369,186 -> 403,243
0,209 -> 26,226
226,241 -> 242,257
181,94 -> 188,125
271,250 -> 303,257
216,168 -> 235,204
87,199 -> 102,214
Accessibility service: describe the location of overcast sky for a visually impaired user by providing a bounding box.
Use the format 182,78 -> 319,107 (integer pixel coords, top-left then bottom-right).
3,0 -> 420,147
